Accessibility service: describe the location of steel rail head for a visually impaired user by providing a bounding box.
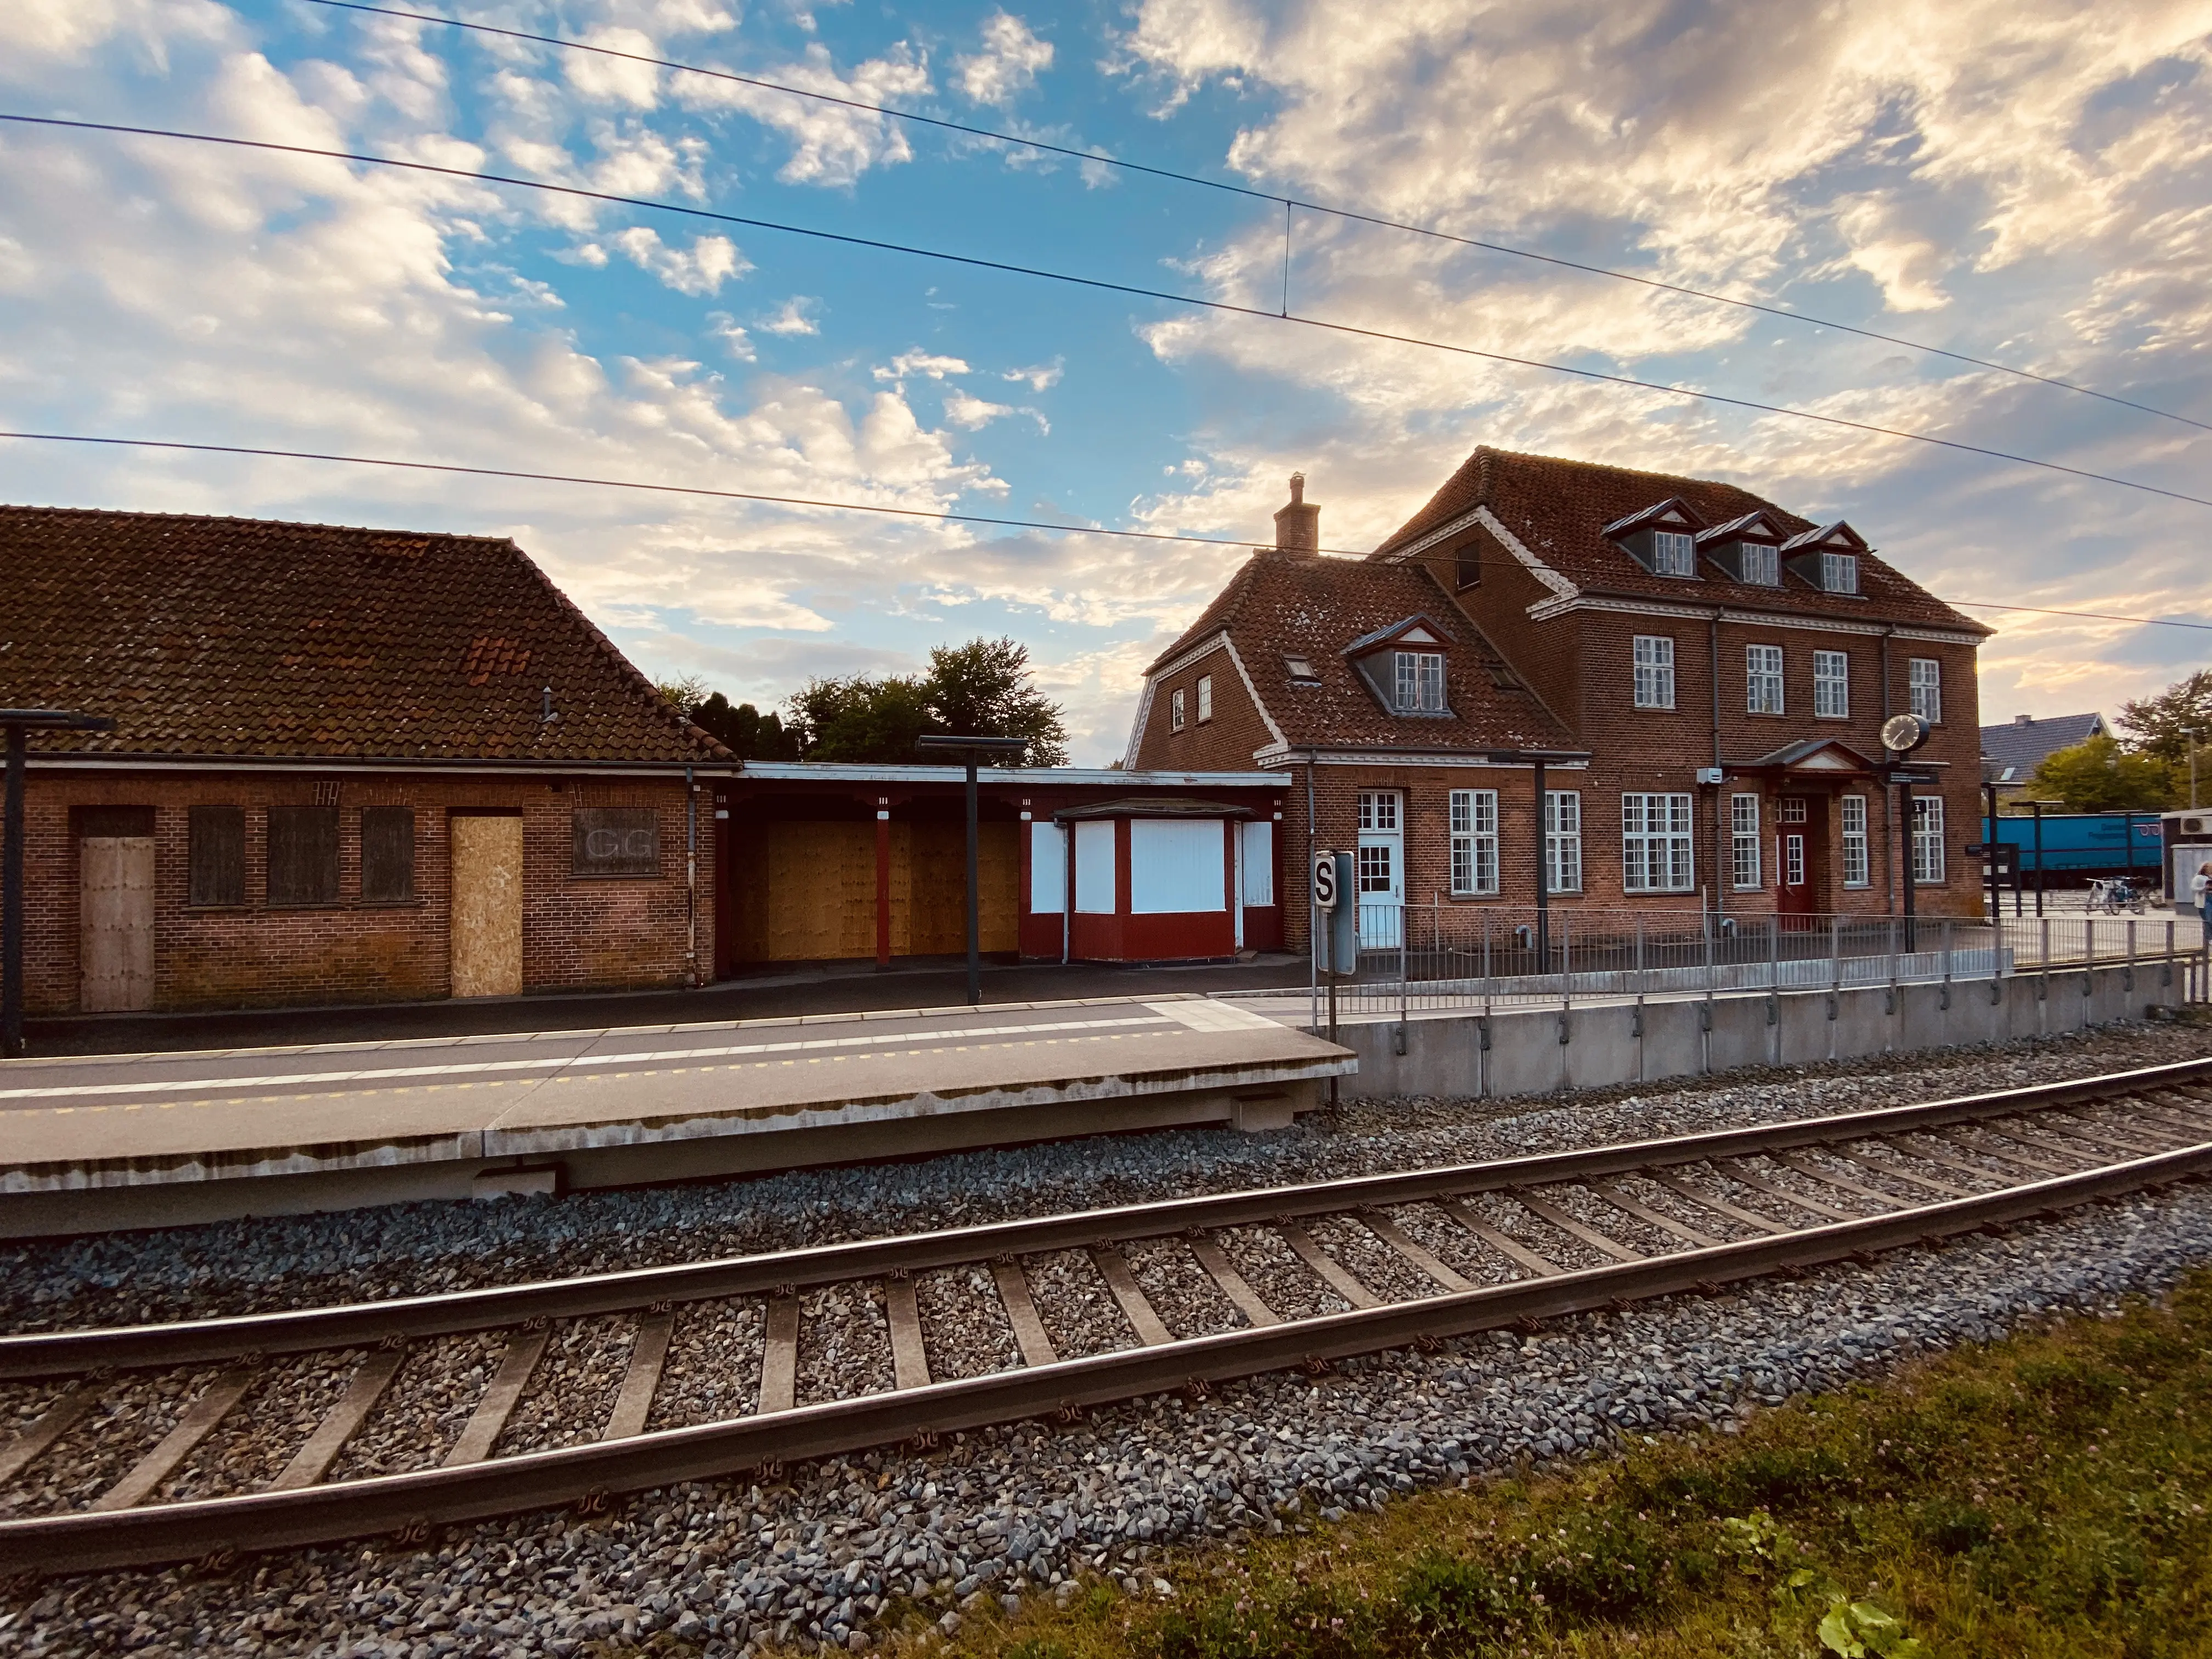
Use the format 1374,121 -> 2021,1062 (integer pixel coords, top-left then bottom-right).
3,1135 -> 2208,1575
4,1054 -> 2209,1380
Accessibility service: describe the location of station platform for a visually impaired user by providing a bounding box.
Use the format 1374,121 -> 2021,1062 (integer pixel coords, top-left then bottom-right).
0,996 -> 1353,1237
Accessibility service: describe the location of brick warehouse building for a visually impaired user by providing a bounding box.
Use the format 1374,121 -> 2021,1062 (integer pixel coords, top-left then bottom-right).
4,507 -> 735,1015
1126,455 -> 1990,950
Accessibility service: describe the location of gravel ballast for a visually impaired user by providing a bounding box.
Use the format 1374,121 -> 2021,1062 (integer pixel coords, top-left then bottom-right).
1,1020 -> 2209,1657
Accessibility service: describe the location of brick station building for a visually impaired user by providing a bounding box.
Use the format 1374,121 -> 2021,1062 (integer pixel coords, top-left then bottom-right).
1126,453 -> 1991,949
5,506 -> 735,1015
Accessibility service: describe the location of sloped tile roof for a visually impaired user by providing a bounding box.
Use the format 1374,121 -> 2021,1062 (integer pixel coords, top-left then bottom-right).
1149,549 -> 1575,753
1980,711 -> 2105,781
1372,447 -> 1990,634
0,506 -> 729,763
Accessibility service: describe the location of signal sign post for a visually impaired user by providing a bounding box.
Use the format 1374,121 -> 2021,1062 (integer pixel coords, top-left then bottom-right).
1312,850 -> 1355,1095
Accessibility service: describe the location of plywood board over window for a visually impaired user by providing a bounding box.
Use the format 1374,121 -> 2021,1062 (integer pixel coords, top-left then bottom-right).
450,814 -> 523,997
80,835 -> 155,1013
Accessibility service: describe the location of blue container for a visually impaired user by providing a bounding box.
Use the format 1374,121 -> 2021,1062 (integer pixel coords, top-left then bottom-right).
1988,812 -> 2165,876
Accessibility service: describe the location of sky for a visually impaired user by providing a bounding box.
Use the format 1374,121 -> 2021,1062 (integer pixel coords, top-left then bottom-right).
3,0 -> 2210,763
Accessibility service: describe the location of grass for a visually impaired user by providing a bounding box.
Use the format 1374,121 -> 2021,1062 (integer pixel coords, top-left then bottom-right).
883,1268 -> 2212,1659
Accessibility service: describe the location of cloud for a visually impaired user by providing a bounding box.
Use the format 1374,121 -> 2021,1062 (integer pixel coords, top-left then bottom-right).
1002,356 -> 1064,391
957,12 -> 1054,107
705,311 -> 755,360
562,26 -> 662,110
611,227 -> 750,295
674,40 -> 932,186
876,349 -> 972,381
758,296 -> 821,335
944,391 -> 1049,434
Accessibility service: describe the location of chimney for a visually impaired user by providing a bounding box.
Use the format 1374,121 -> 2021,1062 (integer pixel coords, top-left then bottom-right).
1272,471 -> 1320,555
2013,713 -> 2033,726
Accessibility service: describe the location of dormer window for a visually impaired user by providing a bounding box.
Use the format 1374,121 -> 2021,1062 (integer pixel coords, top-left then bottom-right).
1284,653 -> 1319,684
1820,552 -> 1859,594
1739,542 -> 1779,585
1393,650 -> 1444,713
1652,531 -> 1695,576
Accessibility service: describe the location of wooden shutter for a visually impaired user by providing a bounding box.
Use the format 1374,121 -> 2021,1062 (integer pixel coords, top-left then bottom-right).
360,806 -> 416,901
267,805 -> 340,905
188,806 -> 246,906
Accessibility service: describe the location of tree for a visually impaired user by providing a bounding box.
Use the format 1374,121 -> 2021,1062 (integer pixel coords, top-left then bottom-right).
923,636 -> 1070,766
786,673 -> 936,762
689,692 -> 799,761
2116,668 -> 2212,765
2025,733 -> 2179,813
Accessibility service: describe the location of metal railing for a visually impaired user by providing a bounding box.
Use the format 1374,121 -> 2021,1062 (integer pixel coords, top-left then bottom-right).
1278,904 -> 2208,1025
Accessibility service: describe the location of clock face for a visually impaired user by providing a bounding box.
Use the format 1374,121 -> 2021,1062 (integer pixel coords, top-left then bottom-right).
1882,713 -> 1931,753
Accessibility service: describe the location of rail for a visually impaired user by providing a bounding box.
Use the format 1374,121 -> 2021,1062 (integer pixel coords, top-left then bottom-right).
1,1057 -> 2208,1572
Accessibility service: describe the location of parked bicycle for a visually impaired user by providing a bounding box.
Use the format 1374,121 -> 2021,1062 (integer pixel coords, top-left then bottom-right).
2089,877 -> 2149,914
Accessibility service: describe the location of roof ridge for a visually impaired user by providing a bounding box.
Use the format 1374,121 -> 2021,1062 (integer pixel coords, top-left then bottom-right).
0,502 -> 517,546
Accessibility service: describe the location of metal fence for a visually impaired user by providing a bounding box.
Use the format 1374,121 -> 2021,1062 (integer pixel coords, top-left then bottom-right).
1269,904 -> 2209,1024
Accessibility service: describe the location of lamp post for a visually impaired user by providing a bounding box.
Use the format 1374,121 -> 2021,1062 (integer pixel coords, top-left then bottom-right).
1483,747 -> 1592,974
1983,780 -> 2003,924
3,709 -> 116,1057
915,733 -> 1030,1008
2016,798 -> 2065,918
1880,714 -> 1933,953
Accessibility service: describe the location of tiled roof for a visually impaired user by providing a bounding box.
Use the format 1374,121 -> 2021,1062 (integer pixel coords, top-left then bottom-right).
0,506 -> 729,763
1980,712 -> 2105,782
1148,549 -> 1575,753
1372,447 -> 1990,634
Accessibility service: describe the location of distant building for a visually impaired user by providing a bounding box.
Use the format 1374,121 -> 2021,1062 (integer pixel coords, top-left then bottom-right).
1980,710 -> 2107,799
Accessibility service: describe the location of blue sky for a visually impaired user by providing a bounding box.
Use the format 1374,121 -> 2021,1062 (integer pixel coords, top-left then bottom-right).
4,0 -> 2210,759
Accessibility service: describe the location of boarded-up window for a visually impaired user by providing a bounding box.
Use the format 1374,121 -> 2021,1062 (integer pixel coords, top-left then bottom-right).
267,805 -> 340,906
188,806 -> 246,906
72,805 -> 157,839
573,807 -> 659,878
361,806 -> 415,902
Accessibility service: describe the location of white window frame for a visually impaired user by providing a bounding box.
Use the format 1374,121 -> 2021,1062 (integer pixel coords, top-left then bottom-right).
1357,790 -> 1400,833
1169,687 -> 1186,732
1622,792 -> 1695,893
1448,788 -> 1499,896
1730,793 -> 1762,890
1392,650 -> 1445,713
1195,673 -> 1213,724
1746,644 -> 1785,715
1632,635 -> 1676,710
1911,794 -> 1946,884
1813,650 -> 1849,719
1783,831 -> 1807,887
1739,542 -> 1779,585
1909,657 -> 1942,724
1544,790 -> 1583,894
1841,794 -> 1870,888
1651,530 -> 1695,576
1821,551 -> 1859,594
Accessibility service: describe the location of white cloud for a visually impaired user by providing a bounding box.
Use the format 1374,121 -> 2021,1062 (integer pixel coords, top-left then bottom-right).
706,312 -> 756,361
758,296 -> 821,335
674,41 -> 932,186
957,13 -> 1054,107
944,391 -> 1049,434
876,349 -> 973,381
563,26 -> 663,110
1002,356 -> 1064,390
611,226 -> 750,296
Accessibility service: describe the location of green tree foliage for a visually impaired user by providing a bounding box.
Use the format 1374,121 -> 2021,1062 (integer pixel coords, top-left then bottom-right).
2115,667 -> 2212,764
784,637 -> 1071,766
2025,732 -> 2179,812
654,678 -> 800,760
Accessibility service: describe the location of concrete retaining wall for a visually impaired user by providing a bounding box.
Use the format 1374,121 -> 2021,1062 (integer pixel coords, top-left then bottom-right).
1334,958 -> 2186,1101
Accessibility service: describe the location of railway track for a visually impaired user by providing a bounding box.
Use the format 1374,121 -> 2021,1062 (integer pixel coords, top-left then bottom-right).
3,1056 -> 2210,1576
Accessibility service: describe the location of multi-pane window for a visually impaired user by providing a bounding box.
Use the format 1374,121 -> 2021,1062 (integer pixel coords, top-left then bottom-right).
1821,552 -> 1859,594
1746,644 -> 1785,714
1392,650 -> 1446,713
1813,650 -> 1849,718
1632,635 -> 1676,709
1730,793 -> 1762,890
1357,791 -> 1400,832
1909,658 -> 1942,724
1841,795 -> 1870,887
1621,792 -> 1695,893
1739,542 -> 1779,585
1357,843 -> 1395,894
1784,832 -> 1807,886
1448,789 -> 1499,896
1911,795 -> 1946,883
1544,791 -> 1583,893
1651,530 -> 1695,575
1169,687 -> 1186,732
1195,674 -> 1213,723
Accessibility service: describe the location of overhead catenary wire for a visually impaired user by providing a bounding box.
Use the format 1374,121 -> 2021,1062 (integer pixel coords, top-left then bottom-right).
5,428 -> 2208,635
297,0 -> 2211,437
5,112 -> 2209,518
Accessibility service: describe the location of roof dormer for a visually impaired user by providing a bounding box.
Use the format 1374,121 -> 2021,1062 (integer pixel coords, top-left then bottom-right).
1601,498 -> 1706,578
1340,615 -> 1457,716
1696,510 -> 1790,586
1779,521 -> 1869,595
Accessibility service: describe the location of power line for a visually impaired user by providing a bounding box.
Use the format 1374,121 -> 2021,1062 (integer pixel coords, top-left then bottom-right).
8,112 -> 2210,516
300,0 -> 2210,437
6,429 -> 2209,634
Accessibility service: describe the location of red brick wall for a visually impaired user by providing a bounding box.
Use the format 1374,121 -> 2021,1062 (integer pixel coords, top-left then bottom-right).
1133,640 -> 1278,771
21,769 -> 713,1014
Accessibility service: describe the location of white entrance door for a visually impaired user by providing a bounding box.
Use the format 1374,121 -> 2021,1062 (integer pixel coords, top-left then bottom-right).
1356,790 -> 1403,951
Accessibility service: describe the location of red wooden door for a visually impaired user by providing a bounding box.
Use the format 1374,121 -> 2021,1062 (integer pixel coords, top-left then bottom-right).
1776,795 -> 1825,925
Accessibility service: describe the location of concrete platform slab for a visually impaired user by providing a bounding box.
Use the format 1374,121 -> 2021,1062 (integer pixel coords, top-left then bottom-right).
0,996 -> 1353,1236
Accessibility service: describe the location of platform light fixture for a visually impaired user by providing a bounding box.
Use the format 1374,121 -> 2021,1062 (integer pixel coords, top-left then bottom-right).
915,734 -> 1031,1008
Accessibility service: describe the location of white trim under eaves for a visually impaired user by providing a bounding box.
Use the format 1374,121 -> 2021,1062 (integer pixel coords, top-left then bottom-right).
1475,507 -> 1579,602
1525,591 -> 1983,645
1121,675 -> 1158,771
1249,744 -> 1585,771
1379,505 -> 1483,563
1150,630 -> 1232,683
